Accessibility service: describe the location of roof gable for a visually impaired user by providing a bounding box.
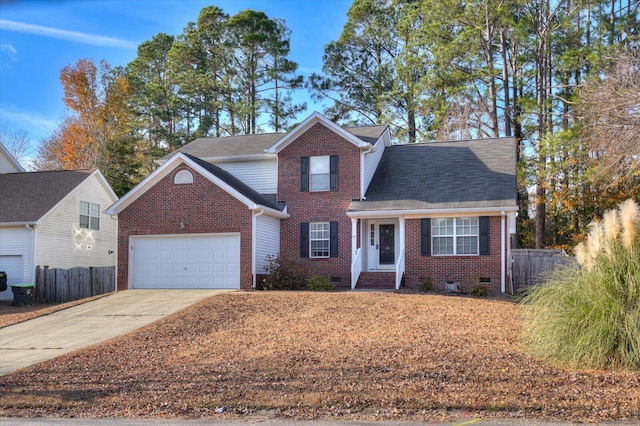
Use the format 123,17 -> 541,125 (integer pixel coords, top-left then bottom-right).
0,169 -> 96,224
266,112 -> 371,153
106,152 -> 287,217
350,138 -> 518,213
0,142 -> 25,173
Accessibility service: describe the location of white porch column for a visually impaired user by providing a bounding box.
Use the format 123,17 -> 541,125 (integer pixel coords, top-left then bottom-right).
501,212 -> 506,293
351,218 -> 358,259
399,216 -> 405,254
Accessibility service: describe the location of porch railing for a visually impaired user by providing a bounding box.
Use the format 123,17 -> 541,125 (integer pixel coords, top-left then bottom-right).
351,248 -> 362,290
395,249 -> 405,290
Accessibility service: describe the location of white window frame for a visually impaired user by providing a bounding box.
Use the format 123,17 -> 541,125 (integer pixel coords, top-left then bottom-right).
310,222 -> 330,258
432,217 -> 478,256
80,201 -> 100,231
309,155 -> 330,192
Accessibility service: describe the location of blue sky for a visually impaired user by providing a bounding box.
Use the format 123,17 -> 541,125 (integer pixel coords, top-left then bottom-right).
0,0 -> 352,163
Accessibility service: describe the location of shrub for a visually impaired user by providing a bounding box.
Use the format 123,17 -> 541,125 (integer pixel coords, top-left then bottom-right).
419,276 -> 434,293
522,199 -> 640,370
262,255 -> 302,290
306,275 -> 335,291
467,284 -> 488,297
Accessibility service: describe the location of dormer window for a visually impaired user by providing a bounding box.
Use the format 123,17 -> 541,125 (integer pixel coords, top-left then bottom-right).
301,155 -> 338,192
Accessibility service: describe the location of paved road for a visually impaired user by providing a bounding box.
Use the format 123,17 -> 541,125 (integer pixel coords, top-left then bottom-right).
0,289 -> 231,375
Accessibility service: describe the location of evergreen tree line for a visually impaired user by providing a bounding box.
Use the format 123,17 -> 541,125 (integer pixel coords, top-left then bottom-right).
28,1 -> 639,249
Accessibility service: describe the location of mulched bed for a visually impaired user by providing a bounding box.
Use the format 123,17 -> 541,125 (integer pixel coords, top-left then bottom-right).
0,292 -> 638,422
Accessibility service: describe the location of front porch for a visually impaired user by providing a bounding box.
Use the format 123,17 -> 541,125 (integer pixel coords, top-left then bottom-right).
350,217 -> 405,290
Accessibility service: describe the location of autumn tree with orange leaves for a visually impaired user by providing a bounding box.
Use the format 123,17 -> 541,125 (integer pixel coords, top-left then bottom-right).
34,59 -> 144,195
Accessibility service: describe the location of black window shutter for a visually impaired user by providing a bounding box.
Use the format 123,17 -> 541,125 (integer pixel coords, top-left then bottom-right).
330,221 -> 338,257
479,216 -> 490,255
301,157 -> 309,192
330,155 -> 338,191
300,222 -> 309,257
421,218 -> 431,256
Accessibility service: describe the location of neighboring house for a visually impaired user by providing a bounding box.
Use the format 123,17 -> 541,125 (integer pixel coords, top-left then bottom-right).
106,112 -> 518,294
0,142 -> 25,174
0,168 -> 118,300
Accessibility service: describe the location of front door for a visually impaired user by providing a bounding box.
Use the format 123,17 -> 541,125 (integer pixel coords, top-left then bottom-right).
367,221 -> 396,270
379,224 -> 395,265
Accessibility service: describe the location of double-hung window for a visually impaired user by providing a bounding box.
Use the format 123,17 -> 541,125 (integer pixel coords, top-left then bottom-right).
310,222 -> 330,258
432,217 -> 478,255
79,201 -> 100,231
301,155 -> 338,192
300,222 -> 338,258
310,155 -> 330,191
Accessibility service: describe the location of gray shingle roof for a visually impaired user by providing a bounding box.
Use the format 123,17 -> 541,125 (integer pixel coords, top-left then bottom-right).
0,169 -> 94,223
184,154 -> 284,211
162,125 -> 388,161
351,138 -> 517,212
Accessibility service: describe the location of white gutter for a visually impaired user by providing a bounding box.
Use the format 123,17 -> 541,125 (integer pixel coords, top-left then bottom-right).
501,212 -> 506,293
0,221 -> 38,227
251,208 -> 265,290
26,224 -> 37,284
347,206 -> 519,219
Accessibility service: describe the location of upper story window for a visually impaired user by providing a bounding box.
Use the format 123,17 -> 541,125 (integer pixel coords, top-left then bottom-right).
80,201 -> 100,231
310,155 -> 330,191
432,217 -> 478,255
301,155 -> 338,192
174,170 -> 193,184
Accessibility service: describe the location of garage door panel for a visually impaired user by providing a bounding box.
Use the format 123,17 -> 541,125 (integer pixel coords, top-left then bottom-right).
132,234 -> 240,289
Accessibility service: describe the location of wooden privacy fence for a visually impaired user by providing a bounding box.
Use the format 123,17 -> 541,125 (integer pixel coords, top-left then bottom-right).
511,249 -> 576,293
34,266 -> 115,303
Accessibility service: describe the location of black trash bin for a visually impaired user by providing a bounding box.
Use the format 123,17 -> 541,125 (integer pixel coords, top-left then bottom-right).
0,271 -> 6,292
11,283 -> 35,306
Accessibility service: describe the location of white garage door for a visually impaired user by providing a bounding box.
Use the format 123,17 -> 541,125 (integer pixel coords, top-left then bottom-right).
0,255 -> 23,300
131,234 -> 240,289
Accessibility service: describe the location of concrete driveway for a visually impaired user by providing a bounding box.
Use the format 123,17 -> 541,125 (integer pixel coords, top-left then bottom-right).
0,289 -> 231,375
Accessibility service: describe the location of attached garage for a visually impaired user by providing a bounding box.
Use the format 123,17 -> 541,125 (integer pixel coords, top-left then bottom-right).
130,234 -> 240,289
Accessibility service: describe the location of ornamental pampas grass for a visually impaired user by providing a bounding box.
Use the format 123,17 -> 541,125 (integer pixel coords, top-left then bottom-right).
619,198 -> 640,249
522,199 -> 640,370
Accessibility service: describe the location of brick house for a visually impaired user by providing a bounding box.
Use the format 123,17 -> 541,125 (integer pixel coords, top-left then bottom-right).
106,112 -> 518,294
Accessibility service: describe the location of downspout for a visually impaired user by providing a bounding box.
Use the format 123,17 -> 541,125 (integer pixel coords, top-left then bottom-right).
252,208 -> 265,290
26,224 -> 36,284
360,146 -> 372,199
500,212 -> 506,293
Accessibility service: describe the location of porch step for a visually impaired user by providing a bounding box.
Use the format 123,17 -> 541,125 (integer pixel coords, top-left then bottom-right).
356,272 -> 396,290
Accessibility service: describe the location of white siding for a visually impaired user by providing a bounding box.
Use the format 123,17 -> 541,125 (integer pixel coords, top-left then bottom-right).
214,158 -> 277,194
36,174 -> 118,269
0,151 -> 22,174
255,214 -> 280,274
0,227 -> 33,299
362,136 -> 386,195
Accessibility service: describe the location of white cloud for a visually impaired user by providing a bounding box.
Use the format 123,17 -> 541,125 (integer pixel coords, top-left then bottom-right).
0,108 -> 59,139
0,19 -> 136,49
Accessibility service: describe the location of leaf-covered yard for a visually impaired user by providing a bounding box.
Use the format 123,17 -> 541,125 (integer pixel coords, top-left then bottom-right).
0,292 -> 638,422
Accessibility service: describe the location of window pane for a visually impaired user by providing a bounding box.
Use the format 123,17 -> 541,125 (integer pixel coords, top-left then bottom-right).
433,218 -> 453,236
310,155 -> 330,173
310,173 -> 329,191
457,236 -> 478,255
433,236 -> 453,255
311,240 -> 329,257
89,203 -> 100,217
310,222 -> 330,257
90,217 -> 100,231
80,201 -> 89,215
457,217 -> 478,235
79,215 -> 89,229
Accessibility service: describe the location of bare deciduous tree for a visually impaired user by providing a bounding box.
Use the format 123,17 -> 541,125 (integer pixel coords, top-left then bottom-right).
0,123 -> 31,167
578,49 -> 640,190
